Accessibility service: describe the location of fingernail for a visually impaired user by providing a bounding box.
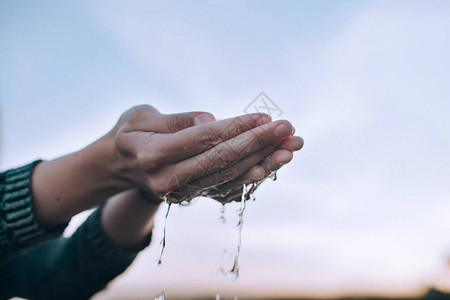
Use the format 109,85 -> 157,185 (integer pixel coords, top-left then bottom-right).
274,124 -> 290,137
194,113 -> 215,125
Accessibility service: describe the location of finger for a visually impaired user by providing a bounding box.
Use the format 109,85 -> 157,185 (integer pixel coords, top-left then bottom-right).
168,145 -> 276,199
159,112 -> 216,132
278,136 -> 304,151
154,113 -> 272,163
238,150 -> 293,184
207,136 -> 301,185
208,150 -> 294,204
166,149 -> 293,202
124,105 -> 215,133
261,149 -> 294,172
172,119 -> 293,178
242,165 -> 266,181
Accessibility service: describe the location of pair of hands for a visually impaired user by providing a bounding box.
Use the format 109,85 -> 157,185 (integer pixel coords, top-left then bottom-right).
29,104 -> 302,244
109,105 -> 303,204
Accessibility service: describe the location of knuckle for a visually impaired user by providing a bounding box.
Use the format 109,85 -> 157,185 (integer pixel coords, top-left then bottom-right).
192,156 -> 208,173
127,105 -> 157,125
199,127 -> 221,147
252,129 -> 268,149
210,147 -> 234,170
166,114 -> 187,132
224,119 -> 245,139
136,151 -> 161,172
212,158 -> 227,171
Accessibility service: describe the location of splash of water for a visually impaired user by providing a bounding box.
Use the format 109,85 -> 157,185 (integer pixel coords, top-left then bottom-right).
157,203 -> 171,265
154,292 -> 166,300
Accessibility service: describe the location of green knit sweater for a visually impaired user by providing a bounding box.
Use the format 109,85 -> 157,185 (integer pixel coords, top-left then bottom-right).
0,161 -> 152,299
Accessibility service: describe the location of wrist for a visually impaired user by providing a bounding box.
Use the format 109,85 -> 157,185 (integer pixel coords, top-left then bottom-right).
108,128 -> 153,191
101,189 -> 160,248
89,133 -> 136,191
32,136 -> 136,227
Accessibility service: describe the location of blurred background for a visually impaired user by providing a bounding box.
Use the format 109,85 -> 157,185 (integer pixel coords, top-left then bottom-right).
2,0 -> 450,299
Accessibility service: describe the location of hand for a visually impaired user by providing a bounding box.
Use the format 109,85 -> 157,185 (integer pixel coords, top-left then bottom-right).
109,105 -> 296,201
167,130 -> 304,203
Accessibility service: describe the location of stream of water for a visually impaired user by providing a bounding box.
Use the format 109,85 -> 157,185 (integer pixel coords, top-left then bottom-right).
158,171 -> 277,278
157,203 -> 171,265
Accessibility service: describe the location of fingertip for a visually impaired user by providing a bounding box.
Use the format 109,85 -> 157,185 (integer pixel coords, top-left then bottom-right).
248,165 -> 265,180
255,114 -> 272,126
272,120 -> 294,138
281,150 -> 293,164
298,136 -> 304,149
194,112 -> 216,125
290,136 -> 304,151
271,149 -> 293,168
279,136 -> 304,151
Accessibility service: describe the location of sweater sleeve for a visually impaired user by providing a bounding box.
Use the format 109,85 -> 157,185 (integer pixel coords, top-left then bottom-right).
0,206 -> 152,300
0,160 -> 67,259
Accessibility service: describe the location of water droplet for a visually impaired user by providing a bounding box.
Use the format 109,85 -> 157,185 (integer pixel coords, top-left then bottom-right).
154,292 -> 166,300
269,170 -> 277,181
179,200 -> 191,207
219,204 -> 226,223
216,293 -> 221,300
157,203 -> 171,265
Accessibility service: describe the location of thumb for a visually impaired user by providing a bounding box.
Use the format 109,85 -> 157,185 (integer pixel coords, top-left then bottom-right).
161,112 -> 215,132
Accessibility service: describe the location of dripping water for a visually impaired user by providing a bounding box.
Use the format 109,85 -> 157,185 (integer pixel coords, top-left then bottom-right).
214,294 -> 238,300
270,170 -> 277,181
158,203 -> 171,265
158,171 -> 278,275
222,172 -> 278,279
223,184 -> 251,280
219,204 -> 226,223
154,292 -> 166,300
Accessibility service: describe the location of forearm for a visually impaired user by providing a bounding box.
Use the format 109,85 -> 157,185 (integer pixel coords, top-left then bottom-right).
0,206 -> 150,300
0,161 -> 69,259
31,134 -> 133,228
101,189 -> 161,248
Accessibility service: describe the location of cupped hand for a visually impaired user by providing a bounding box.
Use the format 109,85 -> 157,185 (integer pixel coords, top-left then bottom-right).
109,105 -> 297,202
167,133 -> 304,203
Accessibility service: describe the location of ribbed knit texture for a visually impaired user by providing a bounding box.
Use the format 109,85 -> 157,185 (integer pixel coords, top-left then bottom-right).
0,160 -> 67,259
0,206 -> 152,300
0,161 -> 152,299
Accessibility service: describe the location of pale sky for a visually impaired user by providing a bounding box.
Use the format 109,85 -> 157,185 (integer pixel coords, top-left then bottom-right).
1,0 -> 450,299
